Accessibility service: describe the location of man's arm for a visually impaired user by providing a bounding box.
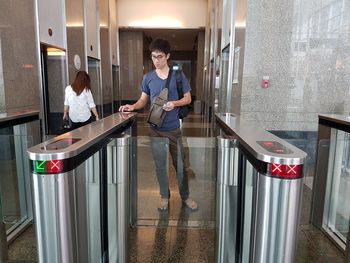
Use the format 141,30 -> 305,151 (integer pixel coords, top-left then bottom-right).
119,92 -> 149,112
163,92 -> 191,111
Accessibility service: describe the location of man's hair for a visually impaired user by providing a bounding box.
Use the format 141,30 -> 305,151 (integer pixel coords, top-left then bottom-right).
149,38 -> 171,54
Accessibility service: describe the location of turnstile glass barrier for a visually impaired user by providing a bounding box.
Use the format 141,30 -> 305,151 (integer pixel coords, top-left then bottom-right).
215,113 -> 307,263
323,134 -> 350,245
312,114 -> 350,258
28,112 -> 137,263
136,136 -> 216,227
0,134 -> 34,233
107,136 -> 130,262
0,113 -> 40,241
0,195 -> 7,263
0,110 -> 40,262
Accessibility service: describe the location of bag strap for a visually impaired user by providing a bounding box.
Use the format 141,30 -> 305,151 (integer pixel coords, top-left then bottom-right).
175,70 -> 183,99
157,68 -> 172,101
164,68 -> 172,88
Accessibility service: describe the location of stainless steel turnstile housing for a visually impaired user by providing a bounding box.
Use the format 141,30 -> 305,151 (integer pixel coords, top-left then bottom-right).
27,113 -> 137,263
215,113 -> 307,263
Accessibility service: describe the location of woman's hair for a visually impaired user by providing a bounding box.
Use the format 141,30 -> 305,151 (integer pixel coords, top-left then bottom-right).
149,38 -> 171,54
71,71 -> 91,96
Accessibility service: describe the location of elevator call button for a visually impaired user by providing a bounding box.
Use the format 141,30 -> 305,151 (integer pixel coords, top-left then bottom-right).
257,141 -> 293,154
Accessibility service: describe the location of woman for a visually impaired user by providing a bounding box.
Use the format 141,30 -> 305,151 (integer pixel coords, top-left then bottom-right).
63,71 -> 99,130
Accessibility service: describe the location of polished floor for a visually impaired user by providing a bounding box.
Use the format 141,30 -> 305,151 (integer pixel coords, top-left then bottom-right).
6,113 -> 346,262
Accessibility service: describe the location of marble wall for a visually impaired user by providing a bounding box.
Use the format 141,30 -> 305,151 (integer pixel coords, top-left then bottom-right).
0,0 -> 40,111
196,31 -> 206,101
119,30 -> 144,101
66,0 -> 86,83
66,27 -> 86,82
239,0 -> 350,131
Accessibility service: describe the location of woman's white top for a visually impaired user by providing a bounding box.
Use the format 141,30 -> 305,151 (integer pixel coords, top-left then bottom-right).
64,85 -> 96,122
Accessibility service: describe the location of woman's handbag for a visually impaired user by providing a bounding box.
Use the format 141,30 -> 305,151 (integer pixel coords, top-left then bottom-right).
147,69 -> 172,127
62,118 -> 72,132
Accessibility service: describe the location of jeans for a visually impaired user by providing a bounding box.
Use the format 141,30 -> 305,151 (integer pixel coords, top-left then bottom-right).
149,127 -> 189,201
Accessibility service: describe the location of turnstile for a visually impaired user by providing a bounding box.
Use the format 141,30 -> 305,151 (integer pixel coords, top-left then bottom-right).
311,114 -> 350,260
216,138 -> 239,263
28,113 -> 137,263
215,113 -> 306,263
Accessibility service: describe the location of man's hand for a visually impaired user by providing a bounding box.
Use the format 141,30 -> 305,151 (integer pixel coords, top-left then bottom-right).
120,112 -> 133,120
163,102 -> 175,111
119,104 -> 135,112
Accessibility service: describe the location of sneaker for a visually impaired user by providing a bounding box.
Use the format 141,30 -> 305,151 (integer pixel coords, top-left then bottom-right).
158,198 -> 169,211
183,198 -> 198,211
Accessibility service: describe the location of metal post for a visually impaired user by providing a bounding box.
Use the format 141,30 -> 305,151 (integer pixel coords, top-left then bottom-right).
216,137 -> 238,263
0,197 -> 8,263
107,134 -> 130,263
346,228 -> 350,262
251,171 -> 304,263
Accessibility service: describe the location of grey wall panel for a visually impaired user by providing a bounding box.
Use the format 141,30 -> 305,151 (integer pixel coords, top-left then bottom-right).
0,0 -> 40,111
85,0 -> 100,59
37,0 -> 67,49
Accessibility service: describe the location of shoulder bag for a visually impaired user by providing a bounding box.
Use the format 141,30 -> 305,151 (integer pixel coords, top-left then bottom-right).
147,68 -> 172,127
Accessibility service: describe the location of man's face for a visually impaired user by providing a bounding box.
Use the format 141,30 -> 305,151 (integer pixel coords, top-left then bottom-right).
151,50 -> 169,69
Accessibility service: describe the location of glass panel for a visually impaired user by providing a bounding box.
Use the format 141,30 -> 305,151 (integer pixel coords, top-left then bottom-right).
106,137 -> 130,262
76,150 -> 101,262
241,158 -> 256,262
0,195 -> 6,262
324,129 -> 350,245
88,57 -> 102,117
112,65 -> 120,112
219,45 -> 230,113
137,136 -> 216,228
0,131 -> 34,234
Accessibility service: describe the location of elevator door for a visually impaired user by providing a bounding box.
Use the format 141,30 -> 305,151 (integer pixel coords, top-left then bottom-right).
40,45 -> 67,135
87,57 -> 102,118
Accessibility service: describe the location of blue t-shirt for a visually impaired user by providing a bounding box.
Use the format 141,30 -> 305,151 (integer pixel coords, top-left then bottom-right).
141,70 -> 191,131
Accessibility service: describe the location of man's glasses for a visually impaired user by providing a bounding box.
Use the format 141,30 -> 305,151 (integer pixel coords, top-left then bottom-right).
151,54 -> 165,60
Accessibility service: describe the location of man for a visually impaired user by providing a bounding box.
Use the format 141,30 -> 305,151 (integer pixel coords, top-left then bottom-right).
119,38 -> 198,211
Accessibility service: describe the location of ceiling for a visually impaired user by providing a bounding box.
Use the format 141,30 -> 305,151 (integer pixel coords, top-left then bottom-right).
143,28 -> 204,51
